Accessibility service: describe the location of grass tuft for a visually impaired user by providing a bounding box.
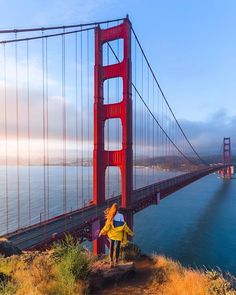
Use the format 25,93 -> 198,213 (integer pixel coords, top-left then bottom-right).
121,243 -> 142,262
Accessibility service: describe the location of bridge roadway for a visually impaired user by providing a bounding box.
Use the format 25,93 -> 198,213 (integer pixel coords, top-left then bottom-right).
4,164 -> 226,250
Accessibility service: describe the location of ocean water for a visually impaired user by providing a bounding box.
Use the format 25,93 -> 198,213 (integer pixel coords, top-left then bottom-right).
134,174 -> 236,275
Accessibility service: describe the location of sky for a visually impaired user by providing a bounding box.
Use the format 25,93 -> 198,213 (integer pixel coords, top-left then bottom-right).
0,0 -> 236,155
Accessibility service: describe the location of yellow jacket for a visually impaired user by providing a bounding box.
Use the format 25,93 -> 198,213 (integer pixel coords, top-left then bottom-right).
99,222 -> 134,246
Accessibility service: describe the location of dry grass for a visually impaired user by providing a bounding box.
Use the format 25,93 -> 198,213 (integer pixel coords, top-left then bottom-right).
13,254 -> 54,295
148,255 -> 236,295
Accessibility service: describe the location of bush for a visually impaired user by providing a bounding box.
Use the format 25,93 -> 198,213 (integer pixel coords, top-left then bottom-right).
53,234 -> 92,281
52,234 -> 81,260
57,246 -> 91,281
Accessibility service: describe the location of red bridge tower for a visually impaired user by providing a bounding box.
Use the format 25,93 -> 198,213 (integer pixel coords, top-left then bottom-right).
222,137 -> 232,179
93,18 -> 133,254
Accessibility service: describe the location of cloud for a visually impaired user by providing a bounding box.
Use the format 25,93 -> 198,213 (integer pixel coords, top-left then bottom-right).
0,35 -> 94,142
179,110 -> 236,154
1,73 -> 232,161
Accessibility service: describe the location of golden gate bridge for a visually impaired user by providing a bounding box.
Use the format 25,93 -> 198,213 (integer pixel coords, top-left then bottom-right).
0,16 -> 233,254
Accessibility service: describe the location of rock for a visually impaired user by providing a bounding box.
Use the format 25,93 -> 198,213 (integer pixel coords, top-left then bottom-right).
0,238 -> 22,257
90,261 -> 135,290
103,262 -> 135,281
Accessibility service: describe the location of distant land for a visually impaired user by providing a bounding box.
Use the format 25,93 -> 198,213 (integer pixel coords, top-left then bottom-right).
0,155 -> 234,171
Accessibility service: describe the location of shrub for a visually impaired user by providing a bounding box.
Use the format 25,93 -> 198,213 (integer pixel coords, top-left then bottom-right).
57,246 -> 91,281
52,234 -> 91,295
52,234 -> 80,260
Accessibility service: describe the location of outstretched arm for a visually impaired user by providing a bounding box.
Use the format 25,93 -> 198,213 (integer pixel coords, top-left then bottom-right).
99,222 -> 111,237
124,223 -> 134,237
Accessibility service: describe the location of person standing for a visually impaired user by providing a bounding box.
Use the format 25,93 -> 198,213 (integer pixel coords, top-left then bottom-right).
99,203 -> 134,268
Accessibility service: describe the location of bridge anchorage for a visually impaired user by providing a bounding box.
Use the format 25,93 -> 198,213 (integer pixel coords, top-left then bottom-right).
0,16 -> 233,254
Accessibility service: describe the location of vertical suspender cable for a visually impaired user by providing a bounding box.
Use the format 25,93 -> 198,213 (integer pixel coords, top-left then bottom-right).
177,120 -> 180,167
172,113 -> 175,175
165,104 -> 169,164
62,31 -> 67,218
167,108 -> 169,162
26,40 -> 31,225
152,76 -> 154,184
167,106 -> 169,161
169,112 -> 171,164
45,37 -> 49,219
146,68 -> 151,185
165,103 -> 167,163
15,33 -> 20,229
80,29 -> 84,208
3,44 -> 9,233
116,34 -> 119,195
159,89 -> 161,181
106,22 -> 110,206
75,32 -> 79,209
175,119 -> 177,170
141,54 -> 144,184
134,38 -> 137,190
87,30 -> 90,205
117,21 -> 120,200
163,97 -> 165,162
167,105 -> 169,166
157,86 -> 160,181
157,84 -> 160,180
174,115 -> 176,168
161,91 -> 163,170
42,33 -> 46,221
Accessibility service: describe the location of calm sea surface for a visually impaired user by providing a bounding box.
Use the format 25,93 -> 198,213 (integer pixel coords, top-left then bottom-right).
0,167 -> 236,274
134,174 -> 236,275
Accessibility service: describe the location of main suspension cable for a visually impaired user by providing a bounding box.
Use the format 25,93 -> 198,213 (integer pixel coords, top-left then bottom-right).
0,17 -> 125,34
0,27 -> 96,44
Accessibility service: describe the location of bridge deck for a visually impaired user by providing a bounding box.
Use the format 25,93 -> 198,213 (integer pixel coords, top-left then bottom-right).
5,165 -> 226,250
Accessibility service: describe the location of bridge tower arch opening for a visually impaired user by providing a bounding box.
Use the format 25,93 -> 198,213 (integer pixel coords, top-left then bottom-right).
93,18 -> 133,254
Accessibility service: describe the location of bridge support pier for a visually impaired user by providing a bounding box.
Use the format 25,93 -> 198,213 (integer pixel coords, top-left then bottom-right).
93,18 -> 133,255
